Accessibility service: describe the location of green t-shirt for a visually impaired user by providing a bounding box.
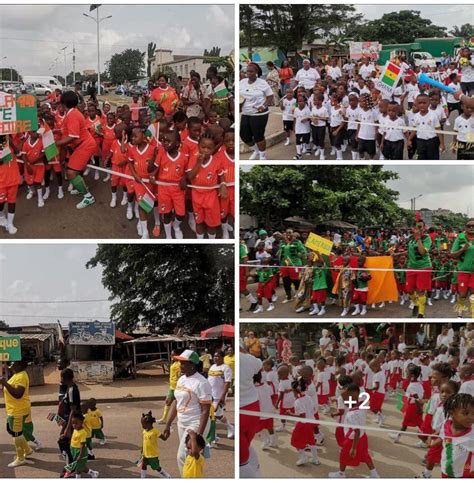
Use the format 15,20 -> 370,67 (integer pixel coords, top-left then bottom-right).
240,243 -> 248,262
435,235 -> 448,250
354,270 -> 370,289
433,259 -> 452,281
451,234 -> 474,273
408,236 -> 432,269
312,266 -> 329,290
257,268 -> 275,284
279,240 -> 306,266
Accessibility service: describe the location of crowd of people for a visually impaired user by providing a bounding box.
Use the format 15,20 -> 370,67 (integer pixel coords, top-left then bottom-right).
1,346 -> 235,478
239,49 -> 474,160
240,323 -> 474,478
0,66 -> 235,239
240,218 -> 474,318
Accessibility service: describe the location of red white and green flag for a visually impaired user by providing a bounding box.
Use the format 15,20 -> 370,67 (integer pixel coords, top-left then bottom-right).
0,145 -> 13,164
38,125 -> 59,161
138,192 -> 155,213
214,81 -> 229,98
374,61 -> 402,95
145,122 -> 160,143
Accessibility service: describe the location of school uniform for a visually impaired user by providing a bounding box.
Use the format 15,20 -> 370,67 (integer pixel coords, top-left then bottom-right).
329,106 -> 345,150
290,394 -> 316,449
278,379 -> 295,415
401,381 -> 424,428
382,117 -> 406,160
293,106 -> 312,146
454,114 -> 474,160
282,98 -> 296,132
255,382 -> 275,433
345,106 -> 360,151
369,371 -> 386,414
413,111 -> 441,159
357,109 -> 377,157
340,407 -> 373,467
310,105 -> 329,150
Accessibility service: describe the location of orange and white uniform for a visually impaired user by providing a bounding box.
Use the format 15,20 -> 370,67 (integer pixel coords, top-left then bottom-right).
216,149 -> 234,219
85,116 -> 102,156
150,86 -> 179,117
109,140 -> 129,189
128,143 -> 155,201
0,150 -> 21,204
181,136 -> 199,160
101,124 -> 116,161
22,138 -> 45,185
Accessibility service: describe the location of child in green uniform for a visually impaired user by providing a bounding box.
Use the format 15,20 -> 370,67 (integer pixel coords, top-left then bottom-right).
254,254 -> 278,313
139,411 -> 171,478
309,252 -> 329,316
394,254 -> 408,305
278,229 -> 307,302
432,252 -> 452,301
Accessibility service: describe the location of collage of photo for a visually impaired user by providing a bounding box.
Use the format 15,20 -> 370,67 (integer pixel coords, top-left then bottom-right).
0,1 -> 473,482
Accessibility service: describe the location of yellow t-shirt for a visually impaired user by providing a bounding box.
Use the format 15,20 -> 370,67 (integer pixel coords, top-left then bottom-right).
142,428 -> 161,458
200,354 -> 212,370
182,454 -> 205,478
71,428 -> 88,449
3,370 -> 31,417
169,361 -> 181,390
224,355 -> 235,378
86,408 -> 102,429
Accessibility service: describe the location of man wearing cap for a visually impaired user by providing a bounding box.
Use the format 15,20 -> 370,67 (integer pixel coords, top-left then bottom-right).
163,349 -> 212,475
295,59 -> 320,94
256,229 -> 273,253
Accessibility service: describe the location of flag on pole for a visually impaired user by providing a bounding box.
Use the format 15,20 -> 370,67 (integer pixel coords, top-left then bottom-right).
38,125 -> 59,161
214,81 -> 229,98
0,146 -> 13,164
138,192 -> 155,213
145,122 -> 159,143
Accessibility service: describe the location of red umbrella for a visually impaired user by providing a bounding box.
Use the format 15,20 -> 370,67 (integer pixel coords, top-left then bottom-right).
200,324 -> 234,338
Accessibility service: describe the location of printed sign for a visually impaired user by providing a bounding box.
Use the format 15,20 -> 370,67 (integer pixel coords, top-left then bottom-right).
0,93 -> 38,135
70,360 -> 114,383
349,41 -> 380,61
68,321 -> 115,345
0,335 -> 22,362
374,61 -> 402,96
305,232 -> 334,256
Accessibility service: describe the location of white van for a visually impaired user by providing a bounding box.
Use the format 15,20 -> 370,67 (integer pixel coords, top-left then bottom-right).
22,75 -> 63,90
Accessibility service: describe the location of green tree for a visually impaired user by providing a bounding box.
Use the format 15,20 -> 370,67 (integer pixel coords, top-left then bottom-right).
450,24 -> 474,39
147,42 -> 156,77
240,165 -> 407,229
106,48 -> 145,84
0,68 -> 20,82
432,212 -> 469,231
86,245 -> 234,333
349,10 -> 447,44
203,47 -> 221,57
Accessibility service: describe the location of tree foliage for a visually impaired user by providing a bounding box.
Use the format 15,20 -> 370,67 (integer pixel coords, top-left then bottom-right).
240,165 -> 409,229
147,42 -> 157,78
106,49 -> 145,84
86,245 -> 234,333
432,212 -> 469,231
1,68 -> 20,82
450,24 -> 474,39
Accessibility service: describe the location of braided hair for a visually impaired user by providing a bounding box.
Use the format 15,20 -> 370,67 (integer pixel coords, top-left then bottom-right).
141,410 -> 156,425
443,393 -> 473,418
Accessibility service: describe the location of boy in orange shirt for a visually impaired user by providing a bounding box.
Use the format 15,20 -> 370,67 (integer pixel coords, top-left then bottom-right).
84,103 -> 103,180
104,124 -> 129,209
186,132 -> 226,239
0,135 -> 21,234
130,95 -> 141,125
22,130 -> 46,207
217,129 -> 234,239
153,130 -> 188,239
100,112 -> 116,183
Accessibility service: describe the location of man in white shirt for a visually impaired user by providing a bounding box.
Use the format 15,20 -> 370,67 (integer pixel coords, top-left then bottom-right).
359,58 -> 376,80
295,59 -> 320,92
326,58 -> 342,80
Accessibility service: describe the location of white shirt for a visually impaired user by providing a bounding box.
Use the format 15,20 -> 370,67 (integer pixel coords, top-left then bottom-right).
447,82 -> 461,104
327,66 -> 342,80
420,365 -> 432,382
348,337 -> 359,354
354,358 -> 367,373
295,67 -> 320,90
436,334 -> 451,349
264,369 -> 279,396
278,378 -> 295,409
454,115 -> 474,143
240,77 -> 273,115
459,379 -> 474,396
294,105 -> 312,134
345,106 -> 361,130
344,407 -> 367,438
311,105 -> 329,127
330,106 -> 344,127
405,381 -> 424,403
413,111 -> 440,140
430,105 -> 447,124
255,382 -> 275,419
372,371 -> 386,394
294,394 -> 316,418
240,353 -> 263,407
364,366 -> 374,390
359,63 -> 376,80
208,363 -> 232,400
357,109 -> 378,140
282,97 -> 297,121
397,342 -> 407,353
406,83 -> 420,103
305,381 -> 319,412
174,372 -> 212,426
383,117 -> 406,142
304,359 -> 315,370
317,369 -> 330,395
439,421 -> 474,478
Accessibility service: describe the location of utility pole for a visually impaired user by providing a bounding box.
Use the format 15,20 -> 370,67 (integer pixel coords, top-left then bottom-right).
73,39 -> 76,86
60,46 -> 67,87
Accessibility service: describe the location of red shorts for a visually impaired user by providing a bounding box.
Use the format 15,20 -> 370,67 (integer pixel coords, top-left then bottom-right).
125,178 -> 135,195
329,379 -> 337,398
280,266 -> 301,281
335,426 -> 345,447
240,400 -> 260,465
192,189 -> 221,228
111,164 -> 127,188
422,380 -> 432,400
68,138 -> 97,172
158,185 -> 186,216
426,440 -> 442,465
450,283 -> 458,293
318,394 -> 329,405
369,391 -> 385,413
47,159 -> 62,173
389,373 -> 400,390
311,289 -> 327,304
257,279 -> 274,300
406,268 -> 432,292
220,186 -> 235,219
256,418 -> 273,433
435,280 -> 448,289
134,181 -> 155,202
102,139 -> 113,161
402,401 -> 423,428
0,184 -> 19,204
420,413 -> 435,435
271,394 -> 278,406
279,406 -> 294,416
401,378 -> 409,392
397,281 -> 407,293
340,433 -> 373,467
291,422 -> 315,450
25,163 -> 45,185
240,266 -> 247,293
458,271 -> 474,291
352,290 -> 368,304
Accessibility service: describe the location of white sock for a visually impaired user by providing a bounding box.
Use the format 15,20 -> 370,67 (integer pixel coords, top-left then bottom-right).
7,212 -> 15,226
296,144 -> 302,155
37,188 -> 43,201
310,446 -> 318,459
226,421 -> 234,431
188,211 -> 195,224
196,233 -> 204,239
297,449 -> 306,459
140,220 -> 148,235
164,223 -> 172,239
140,469 -> 147,478
249,144 -> 258,153
222,223 -> 230,239
370,469 -> 379,477
208,233 -> 216,239
153,208 -> 161,226
111,193 -> 117,201
128,201 -> 133,210
246,293 -> 257,304
304,143 -> 311,152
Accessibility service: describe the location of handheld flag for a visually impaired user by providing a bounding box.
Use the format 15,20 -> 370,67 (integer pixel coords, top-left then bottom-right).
0,146 -> 13,164
214,80 -> 229,98
38,125 -> 59,161
145,121 -> 160,143
138,191 -> 155,213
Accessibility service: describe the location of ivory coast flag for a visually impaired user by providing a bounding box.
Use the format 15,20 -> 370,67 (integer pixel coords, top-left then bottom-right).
380,62 -> 401,87
38,125 -> 59,161
214,80 -> 229,98
138,192 -> 154,213
0,145 -> 13,164
365,256 -> 398,304
145,122 -> 159,143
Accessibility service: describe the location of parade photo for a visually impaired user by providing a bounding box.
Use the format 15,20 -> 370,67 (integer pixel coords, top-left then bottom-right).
0,4 -> 235,239
240,164 -> 474,319
0,244 -> 235,478
239,4 -> 474,161
239,322 -> 474,478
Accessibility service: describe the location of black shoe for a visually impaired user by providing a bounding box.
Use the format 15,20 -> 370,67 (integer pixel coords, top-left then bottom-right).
248,302 -> 258,312
417,314 -> 424,318
88,454 -> 96,461
412,305 -> 419,317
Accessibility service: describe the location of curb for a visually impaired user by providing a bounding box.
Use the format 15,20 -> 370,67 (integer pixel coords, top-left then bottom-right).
240,130 -> 287,154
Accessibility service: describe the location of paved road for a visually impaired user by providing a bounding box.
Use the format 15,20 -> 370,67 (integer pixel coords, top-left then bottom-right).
241,284 -> 457,319
247,394 -> 441,478
1,400 -> 234,478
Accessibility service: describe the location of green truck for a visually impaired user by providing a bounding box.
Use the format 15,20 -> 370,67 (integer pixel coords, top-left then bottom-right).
378,37 -> 464,66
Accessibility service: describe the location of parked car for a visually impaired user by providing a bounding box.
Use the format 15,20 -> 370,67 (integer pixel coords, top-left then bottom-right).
115,84 -> 129,95
30,83 -> 52,96
0,81 -> 21,94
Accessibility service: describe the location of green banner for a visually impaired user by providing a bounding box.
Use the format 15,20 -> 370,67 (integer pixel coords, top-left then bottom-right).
0,93 -> 38,135
0,336 -> 22,362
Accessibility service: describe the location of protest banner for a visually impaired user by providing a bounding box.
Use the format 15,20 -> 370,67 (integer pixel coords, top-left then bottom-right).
305,232 -> 334,256
374,61 -> 402,96
0,93 -> 38,135
0,335 -> 22,362
349,41 -> 380,61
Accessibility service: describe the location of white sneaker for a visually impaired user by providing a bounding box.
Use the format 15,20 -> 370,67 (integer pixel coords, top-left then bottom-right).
249,149 -> 259,160
415,440 -> 427,449
427,298 -> 433,306
271,293 -> 278,302
450,295 -> 456,304
99,438 -> 107,446
360,307 -> 367,315
84,168 -> 90,176
7,224 -> 18,235
137,220 -> 143,236
317,307 -> 326,316
89,470 -> 99,478
284,138 -> 291,146
134,205 -> 140,219
309,307 -> 319,316
352,306 -> 361,316
174,228 -> 183,239
43,187 -> 50,200
121,194 -> 128,206
94,171 -> 100,181
262,441 -> 271,450
328,471 -> 345,478
409,302 -> 415,310
38,198 -> 45,208
295,306 -> 305,313
253,305 -> 264,314
68,183 -> 73,192
227,428 -> 234,439
126,207 -> 133,220
416,471 -> 432,479
296,456 -> 308,466
282,298 -> 293,304
400,296 -> 405,305
389,432 -> 401,443
70,189 -> 80,195
34,440 -> 43,451
330,147 -> 336,155
259,152 -> 268,160
0,215 -> 6,227
76,195 -> 95,209
26,189 -> 34,200
379,302 -> 385,308
340,308 -> 349,317
103,174 -> 111,182
313,148 -> 320,156
141,231 -> 150,239
310,457 -> 320,465
275,424 -> 285,432
7,458 -> 27,468
267,303 -> 275,312
110,197 -> 117,208
319,152 -> 325,160
58,187 -> 64,199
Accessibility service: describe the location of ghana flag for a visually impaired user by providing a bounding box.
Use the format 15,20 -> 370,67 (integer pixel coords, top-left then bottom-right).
381,62 -> 401,87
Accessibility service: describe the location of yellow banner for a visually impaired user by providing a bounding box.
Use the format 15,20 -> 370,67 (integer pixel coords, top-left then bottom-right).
305,232 -> 333,256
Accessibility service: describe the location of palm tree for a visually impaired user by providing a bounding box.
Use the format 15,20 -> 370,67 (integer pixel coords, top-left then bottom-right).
147,42 -> 156,77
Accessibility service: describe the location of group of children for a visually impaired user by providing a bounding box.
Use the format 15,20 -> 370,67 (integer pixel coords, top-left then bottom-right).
251,328 -> 473,478
0,91 -> 235,239
280,75 -> 473,160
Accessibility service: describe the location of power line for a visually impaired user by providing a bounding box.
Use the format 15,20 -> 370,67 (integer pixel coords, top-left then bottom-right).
0,314 -> 110,320
0,299 -> 110,304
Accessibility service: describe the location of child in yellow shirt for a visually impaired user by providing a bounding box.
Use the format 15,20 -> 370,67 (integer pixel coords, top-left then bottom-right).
183,430 -> 206,478
158,350 -> 180,423
140,411 -> 171,478
86,398 -> 106,445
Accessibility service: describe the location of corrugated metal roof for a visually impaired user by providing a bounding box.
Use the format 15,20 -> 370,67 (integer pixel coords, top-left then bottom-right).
124,334 -> 216,345
0,331 -> 53,341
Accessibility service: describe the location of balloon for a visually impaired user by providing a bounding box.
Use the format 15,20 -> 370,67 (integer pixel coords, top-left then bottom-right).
418,73 -> 455,94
